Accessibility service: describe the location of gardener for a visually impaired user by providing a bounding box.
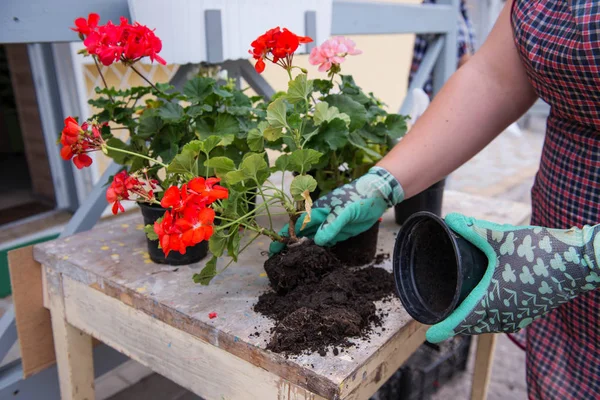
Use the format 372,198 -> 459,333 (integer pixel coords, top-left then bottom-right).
272,1 -> 600,398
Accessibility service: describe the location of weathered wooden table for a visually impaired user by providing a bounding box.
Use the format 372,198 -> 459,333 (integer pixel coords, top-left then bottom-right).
32,190 -> 530,400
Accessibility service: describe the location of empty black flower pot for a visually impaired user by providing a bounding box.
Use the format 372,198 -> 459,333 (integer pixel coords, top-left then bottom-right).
392,212 -> 487,325
394,179 -> 446,225
139,203 -> 208,266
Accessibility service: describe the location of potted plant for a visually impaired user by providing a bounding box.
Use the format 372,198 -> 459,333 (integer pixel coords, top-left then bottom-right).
62,15 -> 408,277
64,14 -> 267,264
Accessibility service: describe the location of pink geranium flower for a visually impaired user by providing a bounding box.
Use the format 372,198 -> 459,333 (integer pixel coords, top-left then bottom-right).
308,36 -> 362,72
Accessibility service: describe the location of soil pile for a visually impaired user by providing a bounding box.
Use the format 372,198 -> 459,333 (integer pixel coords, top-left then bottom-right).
255,241 -> 393,355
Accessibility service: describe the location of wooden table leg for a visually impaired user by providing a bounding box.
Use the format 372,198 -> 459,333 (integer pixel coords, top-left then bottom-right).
47,268 -> 96,400
470,334 -> 497,400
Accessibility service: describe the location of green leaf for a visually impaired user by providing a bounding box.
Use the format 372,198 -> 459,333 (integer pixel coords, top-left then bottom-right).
240,153 -> 270,184
213,87 -> 234,98
193,257 -> 218,285
182,140 -> 202,154
385,114 -> 408,140
289,149 -> 323,174
223,169 -> 246,185
263,126 -> 283,141
348,132 -> 383,160
287,114 -> 302,131
266,98 -> 287,129
214,113 -> 240,136
313,79 -> 334,95
168,149 -> 197,176
227,229 -> 241,262
144,224 -> 159,241
105,138 -> 129,164
274,154 -> 291,172
290,175 -> 318,200
320,118 -> 350,150
209,231 -> 228,257
301,127 -> 320,143
158,103 -> 185,122
183,77 -> 215,103
158,143 -> 180,164
247,128 -> 264,152
358,127 -> 387,144
201,135 -> 224,154
313,102 -> 350,126
187,104 -> 212,118
204,157 -> 236,176
286,74 -> 313,104
324,94 -> 368,131
138,113 -> 164,139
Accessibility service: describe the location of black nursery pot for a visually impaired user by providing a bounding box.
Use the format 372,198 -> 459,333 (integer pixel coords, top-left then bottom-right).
394,179 -> 446,225
392,212 -> 487,325
139,203 -> 208,266
330,221 -> 380,267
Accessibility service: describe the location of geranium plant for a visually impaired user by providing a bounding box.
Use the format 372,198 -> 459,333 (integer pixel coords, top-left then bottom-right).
61,15 -> 408,284
70,14 -> 266,191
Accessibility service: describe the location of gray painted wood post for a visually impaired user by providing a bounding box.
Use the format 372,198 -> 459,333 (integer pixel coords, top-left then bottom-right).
433,0 -> 459,97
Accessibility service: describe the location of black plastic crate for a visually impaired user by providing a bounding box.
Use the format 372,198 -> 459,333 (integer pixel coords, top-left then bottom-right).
371,336 -> 472,400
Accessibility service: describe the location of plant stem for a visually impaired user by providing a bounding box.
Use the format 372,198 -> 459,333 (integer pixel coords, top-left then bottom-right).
104,145 -> 168,168
288,213 -> 299,241
93,57 -> 114,103
218,232 -> 262,274
130,65 -> 165,95
257,186 -> 274,231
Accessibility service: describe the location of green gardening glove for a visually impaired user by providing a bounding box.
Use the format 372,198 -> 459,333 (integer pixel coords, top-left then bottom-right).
427,213 -> 600,343
269,166 -> 404,254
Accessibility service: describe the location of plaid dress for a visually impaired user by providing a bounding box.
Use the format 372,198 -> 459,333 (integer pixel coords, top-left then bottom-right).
409,0 -> 476,96
512,0 -> 600,398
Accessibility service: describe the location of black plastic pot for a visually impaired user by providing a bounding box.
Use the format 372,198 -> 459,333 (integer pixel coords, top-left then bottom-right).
392,212 -> 487,325
394,179 -> 445,225
139,203 -> 208,265
330,221 -> 380,267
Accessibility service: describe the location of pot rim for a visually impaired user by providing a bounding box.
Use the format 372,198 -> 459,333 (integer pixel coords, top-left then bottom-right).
392,211 -> 463,325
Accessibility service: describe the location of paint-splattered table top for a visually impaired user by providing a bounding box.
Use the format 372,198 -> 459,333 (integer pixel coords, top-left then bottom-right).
33,190 -> 530,399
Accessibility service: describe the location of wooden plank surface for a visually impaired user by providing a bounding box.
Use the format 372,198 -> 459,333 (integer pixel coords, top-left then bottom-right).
7,246 -> 55,377
32,190 -> 531,399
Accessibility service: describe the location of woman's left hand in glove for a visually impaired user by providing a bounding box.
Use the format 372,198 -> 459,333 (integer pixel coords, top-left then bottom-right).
427,213 -> 600,343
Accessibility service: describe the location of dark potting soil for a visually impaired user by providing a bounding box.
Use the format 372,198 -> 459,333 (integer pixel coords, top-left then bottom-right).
412,220 -> 457,313
255,241 -> 394,356
263,240 -> 342,294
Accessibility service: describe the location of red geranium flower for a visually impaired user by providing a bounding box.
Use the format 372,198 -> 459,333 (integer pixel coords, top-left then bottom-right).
249,27 -> 312,73
177,207 -> 216,249
71,13 -> 100,37
154,210 -> 185,256
188,177 -> 229,204
160,184 -> 193,213
73,14 -> 166,66
106,171 -> 157,215
153,178 -> 228,256
59,117 -> 105,169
